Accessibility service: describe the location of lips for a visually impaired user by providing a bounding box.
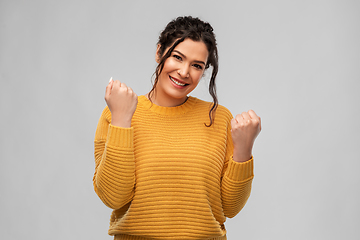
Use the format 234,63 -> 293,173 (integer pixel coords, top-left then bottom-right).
169,76 -> 188,87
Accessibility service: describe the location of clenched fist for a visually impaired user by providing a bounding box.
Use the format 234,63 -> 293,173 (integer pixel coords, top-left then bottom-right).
231,110 -> 261,162
105,78 -> 138,128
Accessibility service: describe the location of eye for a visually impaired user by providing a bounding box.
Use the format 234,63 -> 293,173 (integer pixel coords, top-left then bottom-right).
172,54 -> 182,61
193,64 -> 203,70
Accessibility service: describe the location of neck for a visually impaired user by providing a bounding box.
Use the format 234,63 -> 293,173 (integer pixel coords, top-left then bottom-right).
146,91 -> 188,107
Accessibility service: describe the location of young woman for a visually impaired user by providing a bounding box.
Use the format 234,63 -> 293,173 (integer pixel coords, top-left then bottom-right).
94,16 -> 261,240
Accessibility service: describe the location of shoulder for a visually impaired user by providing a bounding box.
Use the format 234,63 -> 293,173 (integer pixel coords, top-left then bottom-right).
193,97 -> 232,116
192,97 -> 233,122
216,104 -> 233,120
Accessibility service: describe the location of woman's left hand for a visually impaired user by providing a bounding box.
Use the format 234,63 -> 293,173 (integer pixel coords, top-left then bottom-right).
231,110 -> 261,162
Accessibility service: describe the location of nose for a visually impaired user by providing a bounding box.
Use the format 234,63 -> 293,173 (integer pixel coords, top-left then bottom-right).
177,65 -> 190,78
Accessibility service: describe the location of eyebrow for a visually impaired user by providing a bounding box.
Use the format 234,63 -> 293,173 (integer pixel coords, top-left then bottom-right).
173,50 -> 206,66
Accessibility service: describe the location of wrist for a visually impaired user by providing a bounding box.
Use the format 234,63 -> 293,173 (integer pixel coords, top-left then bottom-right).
233,146 -> 252,163
111,120 -> 131,128
111,117 -> 132,128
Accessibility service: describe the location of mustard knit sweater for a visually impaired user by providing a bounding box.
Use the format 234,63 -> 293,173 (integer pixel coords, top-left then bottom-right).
93,95 -> 254,240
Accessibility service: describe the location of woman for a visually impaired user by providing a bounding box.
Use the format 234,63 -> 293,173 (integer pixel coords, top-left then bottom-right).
94,16 -> 261,240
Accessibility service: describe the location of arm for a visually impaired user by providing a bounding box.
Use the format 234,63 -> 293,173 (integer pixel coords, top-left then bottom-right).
93,107 -> 136,209
93,78 -> 138,209
221,122 -> 254,218
221,109 -> 261,217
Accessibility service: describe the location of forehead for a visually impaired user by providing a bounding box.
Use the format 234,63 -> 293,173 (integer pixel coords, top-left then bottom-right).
173,38 -> 209,63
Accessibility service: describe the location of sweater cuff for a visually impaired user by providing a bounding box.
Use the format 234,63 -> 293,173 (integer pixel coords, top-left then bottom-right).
106,124 -> 134,148
226,156 -> 254,181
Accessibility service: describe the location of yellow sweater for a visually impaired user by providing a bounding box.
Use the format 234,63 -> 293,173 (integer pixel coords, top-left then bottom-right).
94,95 -> 254,240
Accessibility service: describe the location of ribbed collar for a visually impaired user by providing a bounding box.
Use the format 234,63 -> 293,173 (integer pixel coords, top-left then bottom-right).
138,95 -> 198,116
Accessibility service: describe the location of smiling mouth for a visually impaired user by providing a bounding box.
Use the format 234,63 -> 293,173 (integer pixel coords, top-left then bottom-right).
169,76 -> 188,86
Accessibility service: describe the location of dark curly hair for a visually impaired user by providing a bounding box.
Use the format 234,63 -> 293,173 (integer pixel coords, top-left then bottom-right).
149,16 -> 219,127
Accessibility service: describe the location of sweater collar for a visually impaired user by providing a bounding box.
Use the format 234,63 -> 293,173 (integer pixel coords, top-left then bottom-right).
138,95 -> 197,116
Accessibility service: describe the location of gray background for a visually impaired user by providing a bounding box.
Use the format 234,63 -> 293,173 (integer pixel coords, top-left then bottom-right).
1,0 -> 359,239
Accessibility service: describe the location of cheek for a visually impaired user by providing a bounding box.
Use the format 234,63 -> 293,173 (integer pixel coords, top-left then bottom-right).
162,58 -> 178,72
192,71 -> 204,83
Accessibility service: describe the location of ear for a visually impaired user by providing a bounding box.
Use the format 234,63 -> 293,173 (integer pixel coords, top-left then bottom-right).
155,44 -> 161,63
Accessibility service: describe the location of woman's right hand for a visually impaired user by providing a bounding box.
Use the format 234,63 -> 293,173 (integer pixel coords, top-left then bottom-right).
105,78 -> 138,128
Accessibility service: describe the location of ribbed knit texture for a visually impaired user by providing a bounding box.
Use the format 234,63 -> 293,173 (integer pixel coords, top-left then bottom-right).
94,95 -> 254,240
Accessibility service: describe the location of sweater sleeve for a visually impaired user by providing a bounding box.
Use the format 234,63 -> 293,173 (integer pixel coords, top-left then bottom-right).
221,118 -> 254,218
93,107 -> 135,209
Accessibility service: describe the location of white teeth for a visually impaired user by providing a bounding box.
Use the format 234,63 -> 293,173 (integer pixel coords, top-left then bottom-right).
170,76 -> 186,86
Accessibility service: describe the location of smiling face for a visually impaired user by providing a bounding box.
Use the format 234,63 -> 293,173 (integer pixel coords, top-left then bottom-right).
153,38 -> 209,107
